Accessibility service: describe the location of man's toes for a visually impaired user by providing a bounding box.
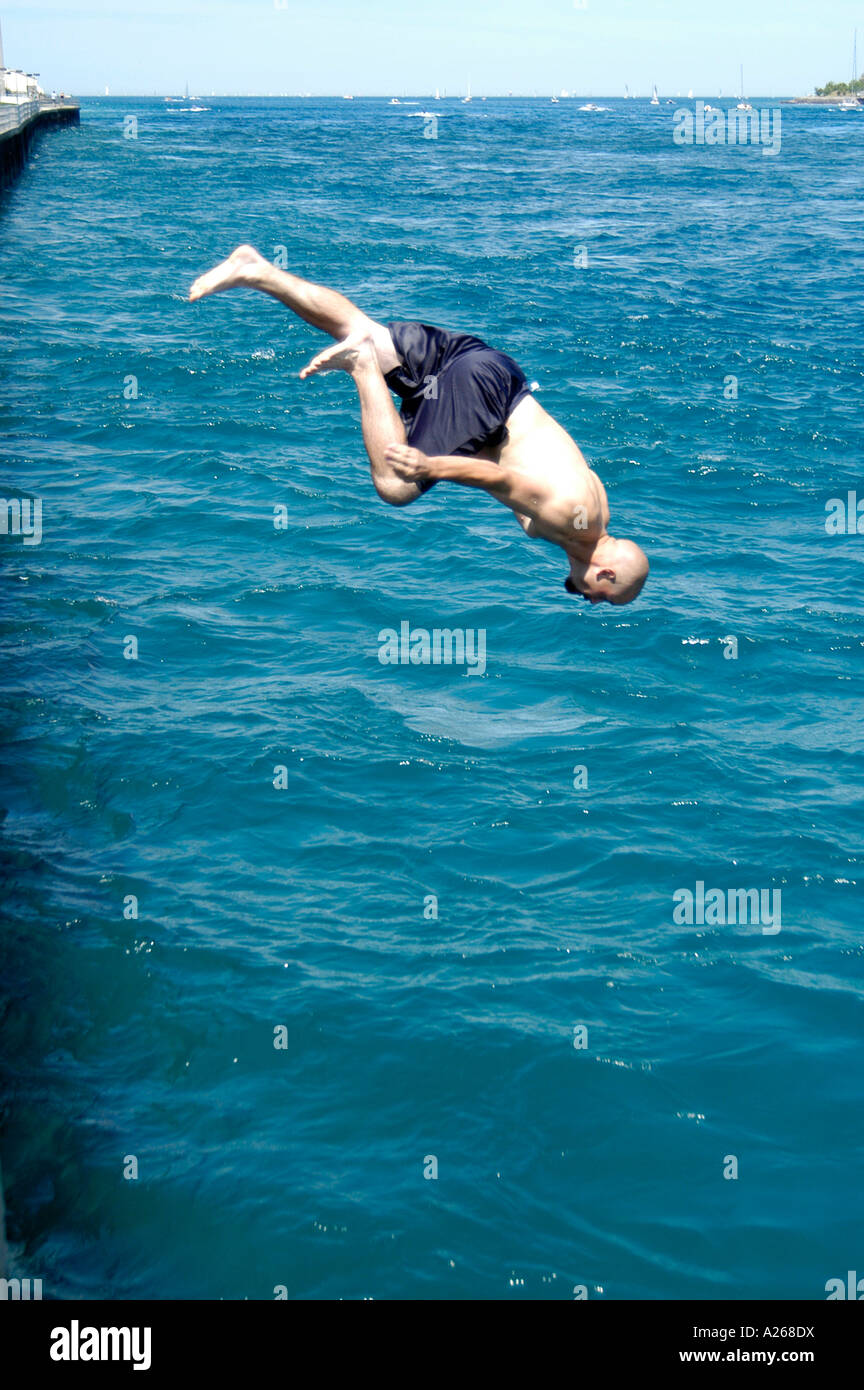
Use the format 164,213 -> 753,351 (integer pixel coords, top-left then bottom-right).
299,353 -> 326,379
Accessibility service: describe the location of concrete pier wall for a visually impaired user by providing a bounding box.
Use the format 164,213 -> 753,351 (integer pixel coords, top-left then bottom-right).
0,99 -> 79,187
0,94 -> 79,1295
0,1157 -> 8,1280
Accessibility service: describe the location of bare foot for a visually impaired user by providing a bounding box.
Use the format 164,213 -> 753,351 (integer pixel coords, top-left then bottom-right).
299,332 -> 376,380
384,444 -> 430,482
189,244 -> 268,302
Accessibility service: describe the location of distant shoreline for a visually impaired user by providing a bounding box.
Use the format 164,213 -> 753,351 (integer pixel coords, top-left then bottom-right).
787,93 -> 864,105
79,92 -> 819,101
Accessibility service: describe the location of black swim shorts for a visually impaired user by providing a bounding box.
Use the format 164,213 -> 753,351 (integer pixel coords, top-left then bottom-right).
384,321 -> 532,492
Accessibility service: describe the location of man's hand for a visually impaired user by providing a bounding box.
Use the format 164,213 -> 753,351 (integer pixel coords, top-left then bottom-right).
384,444 -> 434,484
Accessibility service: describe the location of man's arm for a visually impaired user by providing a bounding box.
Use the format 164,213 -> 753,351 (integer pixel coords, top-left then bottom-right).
430,454 -> 509,491
384,445 -> 547,521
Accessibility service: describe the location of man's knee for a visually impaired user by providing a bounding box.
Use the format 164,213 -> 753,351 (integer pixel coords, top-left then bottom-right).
375,478 -> 420,508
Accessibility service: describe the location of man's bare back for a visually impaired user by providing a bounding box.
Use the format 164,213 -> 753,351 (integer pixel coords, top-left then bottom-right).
495,394 -> 611,547
189,246 -> 648,606
384,389 -> 646,605
391,392 -> 609,541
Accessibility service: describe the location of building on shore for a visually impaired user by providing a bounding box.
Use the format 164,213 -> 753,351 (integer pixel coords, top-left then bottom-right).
1,69 -> 45,103
0,17 -> 46,103
0,18 -> 65,106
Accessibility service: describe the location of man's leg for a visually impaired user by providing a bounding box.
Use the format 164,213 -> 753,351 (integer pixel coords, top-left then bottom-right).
189,245 -> 399,371
301,339 -> 421,507
352,352 -> 421,507
189,247 -> 417,506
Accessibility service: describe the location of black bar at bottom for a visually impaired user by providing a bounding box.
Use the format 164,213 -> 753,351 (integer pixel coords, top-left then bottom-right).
0,1298 -> 856,1376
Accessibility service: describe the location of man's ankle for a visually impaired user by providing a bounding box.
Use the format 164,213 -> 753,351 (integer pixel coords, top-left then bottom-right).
350,341 -> 379,375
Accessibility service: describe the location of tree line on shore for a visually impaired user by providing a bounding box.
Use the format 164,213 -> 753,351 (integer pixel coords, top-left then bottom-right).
815,74 -> 863,95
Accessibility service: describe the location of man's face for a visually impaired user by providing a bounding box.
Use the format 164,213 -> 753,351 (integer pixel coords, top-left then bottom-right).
564,574 -> 615,605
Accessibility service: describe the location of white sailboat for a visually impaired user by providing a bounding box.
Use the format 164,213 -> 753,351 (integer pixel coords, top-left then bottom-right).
435,87 -> 440,100
171,81 -> 207,112
166,82 -> 193,106
650,84 -> 660,105
462,77 -> 472,103
737,65 -> 753,111
838,29 -> 863,108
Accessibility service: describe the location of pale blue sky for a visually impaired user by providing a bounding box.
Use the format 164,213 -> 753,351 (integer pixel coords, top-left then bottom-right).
1,0 -> 862,96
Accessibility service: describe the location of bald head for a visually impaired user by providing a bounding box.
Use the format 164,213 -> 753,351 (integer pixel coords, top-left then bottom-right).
607,538 -> 649,604
565,537 -> 649,605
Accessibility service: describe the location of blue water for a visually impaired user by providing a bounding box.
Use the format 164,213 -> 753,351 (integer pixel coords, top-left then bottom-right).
1,96 -> 862,1301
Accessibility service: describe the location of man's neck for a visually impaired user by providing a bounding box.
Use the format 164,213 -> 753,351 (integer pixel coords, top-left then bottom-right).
564,530 -> 612,564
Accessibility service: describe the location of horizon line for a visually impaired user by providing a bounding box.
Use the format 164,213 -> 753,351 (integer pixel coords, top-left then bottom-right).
78,91 -> 803,100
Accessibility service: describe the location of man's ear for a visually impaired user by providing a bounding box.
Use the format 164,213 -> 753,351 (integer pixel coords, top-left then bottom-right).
597,567 -> 615,582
